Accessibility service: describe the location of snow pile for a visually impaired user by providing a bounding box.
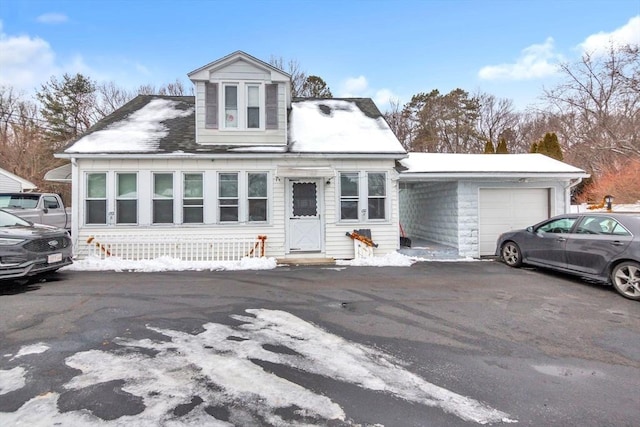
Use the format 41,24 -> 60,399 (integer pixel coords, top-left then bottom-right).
337,252 -> 416,267
9,343 -> 50,360
63,256 -> 277,272
0,367 -> 26,395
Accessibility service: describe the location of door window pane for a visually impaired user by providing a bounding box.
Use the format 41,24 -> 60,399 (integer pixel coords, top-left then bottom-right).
292,182 -> 317,217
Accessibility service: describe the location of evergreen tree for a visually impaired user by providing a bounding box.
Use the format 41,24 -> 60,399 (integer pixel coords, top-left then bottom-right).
537,132 -> 564,160
483,140 -> 495,153
300,75 -> 333,98
36,73 -> 97,149
529,142 -> 538,153
496,137 -> 509,153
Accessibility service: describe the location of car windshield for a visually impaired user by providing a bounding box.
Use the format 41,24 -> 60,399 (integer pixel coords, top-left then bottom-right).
0,209 -> 31,227
0,194 -> 39,209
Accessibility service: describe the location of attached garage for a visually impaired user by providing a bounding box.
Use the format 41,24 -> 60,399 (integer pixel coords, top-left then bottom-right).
398,153 -> 589,258
478,188 -> 550,256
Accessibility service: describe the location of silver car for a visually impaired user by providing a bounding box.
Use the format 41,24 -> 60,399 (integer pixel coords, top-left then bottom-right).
496,212 -> 640,300
0,209 -> 73,282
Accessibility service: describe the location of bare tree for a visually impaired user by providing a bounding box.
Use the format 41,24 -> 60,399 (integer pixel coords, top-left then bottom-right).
475,92 -> 519,150
96,81 -> 135,117
543,43 -> 640,174
383,98 -> 412,150
269,56 -> 307,97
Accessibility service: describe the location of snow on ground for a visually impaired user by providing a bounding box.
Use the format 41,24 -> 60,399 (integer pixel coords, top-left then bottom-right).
9,343 -> 50,360
0,367 -> 26,395
63,253 -> 429,272
1,309 -> 515,425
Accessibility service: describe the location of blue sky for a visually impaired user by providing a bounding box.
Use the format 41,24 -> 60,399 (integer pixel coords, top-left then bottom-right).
1,0 -> 638,111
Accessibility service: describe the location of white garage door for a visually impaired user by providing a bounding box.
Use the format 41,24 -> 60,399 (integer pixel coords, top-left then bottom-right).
479,188 -> 550,256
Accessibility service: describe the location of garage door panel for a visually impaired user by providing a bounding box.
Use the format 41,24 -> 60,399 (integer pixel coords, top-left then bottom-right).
479,188 -> 549,256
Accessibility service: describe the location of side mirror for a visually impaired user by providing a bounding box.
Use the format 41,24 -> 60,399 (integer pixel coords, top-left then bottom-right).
526,226 -> 533,232
43,208 -> 49,214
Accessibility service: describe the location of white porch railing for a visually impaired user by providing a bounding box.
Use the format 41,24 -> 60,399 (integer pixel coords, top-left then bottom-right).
85,234 -> 267,261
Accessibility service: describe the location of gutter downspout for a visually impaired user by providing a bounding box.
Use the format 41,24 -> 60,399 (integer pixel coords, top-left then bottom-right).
565,177 -> 583,213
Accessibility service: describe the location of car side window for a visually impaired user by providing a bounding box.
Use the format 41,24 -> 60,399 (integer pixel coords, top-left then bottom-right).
537,218 -> 576,233
576,216 -> 630,236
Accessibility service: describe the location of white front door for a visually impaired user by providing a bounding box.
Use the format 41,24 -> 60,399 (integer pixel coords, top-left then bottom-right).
287,179 -> 323,252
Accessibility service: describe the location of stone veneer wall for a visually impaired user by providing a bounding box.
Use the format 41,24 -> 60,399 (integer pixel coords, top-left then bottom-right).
399,181 -> 459,248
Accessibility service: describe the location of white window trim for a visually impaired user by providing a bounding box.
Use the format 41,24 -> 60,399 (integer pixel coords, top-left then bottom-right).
338,171 -> 389,223
220,82 -> 265,131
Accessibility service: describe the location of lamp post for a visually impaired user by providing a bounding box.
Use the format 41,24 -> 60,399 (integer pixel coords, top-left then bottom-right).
604,195 -> 614,211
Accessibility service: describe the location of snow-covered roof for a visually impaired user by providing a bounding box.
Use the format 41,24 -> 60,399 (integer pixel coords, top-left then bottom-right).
289,99 -> 405,154
58,96 -> 405,158
399,153 -> 589,179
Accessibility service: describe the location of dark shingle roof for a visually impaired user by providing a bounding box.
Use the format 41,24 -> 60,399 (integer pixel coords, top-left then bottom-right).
60,95 -> 405,156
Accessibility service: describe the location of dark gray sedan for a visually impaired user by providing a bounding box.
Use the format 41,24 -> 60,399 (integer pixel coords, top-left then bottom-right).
496,212 -> 640,300
0,209 -> 73,282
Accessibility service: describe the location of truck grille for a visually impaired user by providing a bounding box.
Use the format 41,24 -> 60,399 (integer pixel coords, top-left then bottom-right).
23,236 -> 71,253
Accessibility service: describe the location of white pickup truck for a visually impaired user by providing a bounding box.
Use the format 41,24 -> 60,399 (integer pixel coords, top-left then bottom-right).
0,192 -> 71,230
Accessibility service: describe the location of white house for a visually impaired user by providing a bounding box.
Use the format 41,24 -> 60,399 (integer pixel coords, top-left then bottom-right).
0,167 -> 37,192
398,153 -> 589,258
57,51 -> 407,261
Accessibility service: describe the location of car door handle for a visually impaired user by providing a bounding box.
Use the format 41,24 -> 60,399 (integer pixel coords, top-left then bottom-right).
556,237 -> 567,242
610,241 -> 624,246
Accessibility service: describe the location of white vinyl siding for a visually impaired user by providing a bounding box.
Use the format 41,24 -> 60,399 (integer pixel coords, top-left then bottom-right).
73,157 -> 401,260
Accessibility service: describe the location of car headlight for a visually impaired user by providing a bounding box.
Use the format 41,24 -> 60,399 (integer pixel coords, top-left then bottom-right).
0,238 -> 25,245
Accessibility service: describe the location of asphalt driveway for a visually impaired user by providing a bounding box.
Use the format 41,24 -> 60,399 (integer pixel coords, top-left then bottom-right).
1,260 -> 638,426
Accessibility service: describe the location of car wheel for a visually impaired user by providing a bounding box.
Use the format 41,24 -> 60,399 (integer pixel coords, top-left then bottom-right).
501,241 -> 522,267
611,261 -> 640,301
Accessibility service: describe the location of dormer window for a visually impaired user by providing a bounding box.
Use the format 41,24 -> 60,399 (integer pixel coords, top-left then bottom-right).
206,82 -> 278,131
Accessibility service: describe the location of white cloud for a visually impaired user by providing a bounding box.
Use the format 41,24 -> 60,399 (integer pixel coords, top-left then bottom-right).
36,13 -> 69,24
0,24 -> 97,93
478,37 -> 562,81
340,75 -> 368,96
338,75 -> 398,111
579,15 -> 640,54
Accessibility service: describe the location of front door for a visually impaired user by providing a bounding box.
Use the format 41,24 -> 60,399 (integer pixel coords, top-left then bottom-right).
287,179 -> 323,252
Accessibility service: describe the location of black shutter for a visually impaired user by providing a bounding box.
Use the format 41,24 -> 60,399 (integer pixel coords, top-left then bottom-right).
265,83 -> 278,129
205,82 -> 218,129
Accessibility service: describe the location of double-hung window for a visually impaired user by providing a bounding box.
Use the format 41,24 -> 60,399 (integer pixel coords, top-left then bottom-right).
116,173 -> 137,224
248,173 -> 267,221
86,173 -> 107,224
183,173 -> 203,223
207,82 -> 278,130
339,172 -> 387,221
219,173 -> 239,222
224,85 -> 238,128
367,173 -> 386,220
247,85 -> 260,128
153,173 -> 174,224
340,173 -> 359,220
